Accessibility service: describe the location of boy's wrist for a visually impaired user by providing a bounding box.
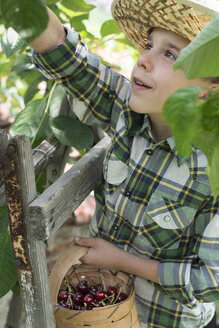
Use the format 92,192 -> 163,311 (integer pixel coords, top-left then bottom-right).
30,7 -> 66,54
115,249 -> 160,284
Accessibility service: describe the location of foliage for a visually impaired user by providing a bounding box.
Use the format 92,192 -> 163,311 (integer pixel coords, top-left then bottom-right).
1,0 -> 49,43
0,205 -> 18,297
163,14 -> 219,198
50,116 -> 94,149
0,0 -> 135,299
0,0 -> 219,302
173,14 -> 219,79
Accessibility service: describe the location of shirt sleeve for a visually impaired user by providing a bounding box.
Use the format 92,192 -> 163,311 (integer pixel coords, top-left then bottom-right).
32,27 -> 130,136
158,195 -> 219,308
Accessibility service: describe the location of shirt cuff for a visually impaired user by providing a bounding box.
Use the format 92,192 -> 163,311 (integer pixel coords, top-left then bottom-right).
158,258 -> 198,308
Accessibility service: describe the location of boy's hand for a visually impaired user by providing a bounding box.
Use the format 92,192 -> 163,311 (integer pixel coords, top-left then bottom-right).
72,236 -> 122,270
72,236 -> 160,284
30,7 -> 66,53
2,0 -> 49,44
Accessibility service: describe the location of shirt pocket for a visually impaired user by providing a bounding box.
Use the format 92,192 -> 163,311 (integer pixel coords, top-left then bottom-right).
101,156 -> 129,233
138,193 -> 197,250
103,155 -> 129,204
105,156 -> 129,186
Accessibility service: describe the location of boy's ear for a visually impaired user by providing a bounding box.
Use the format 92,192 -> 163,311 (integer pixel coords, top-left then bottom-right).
198,88 -> 208,101
209,83 -> 219,89
198,83 -> 219,101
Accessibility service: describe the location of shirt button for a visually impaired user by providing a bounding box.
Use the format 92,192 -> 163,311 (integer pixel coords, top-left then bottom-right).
146,149 -> 153,155
124,191 -> 131,197
113,224 -> 119,231
164,216 -> 171,222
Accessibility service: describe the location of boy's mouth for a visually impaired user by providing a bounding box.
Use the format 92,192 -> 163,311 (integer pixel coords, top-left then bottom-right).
133,77 -> 152,90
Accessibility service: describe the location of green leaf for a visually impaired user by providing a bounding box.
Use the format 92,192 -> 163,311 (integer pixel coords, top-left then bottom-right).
11,53 -> 36,72
192,108 -> 219,165
200,88 -> 219,131
62,0 -> 95,13
173,14 -> 219,79
50,116 -> 94,150
0,61 -> 12,77
45,0 -> 60,4
11,280 -> 20,296
1,27 -> 26,57
49,85 -> 65,118
71,14 -> 89,32
0,232 -> 18,298
100,20 -> 121,37
0,206 -> 18,298
9,98 -> 50,141
208,143 -> 219,199
12,63 -> 36,72
1,0 -> 49,43
0,205 -> 9,238
115,37 -> 135,48
36,170 -> 47,194
162,86 -> 201,157
24,79 -> 41,105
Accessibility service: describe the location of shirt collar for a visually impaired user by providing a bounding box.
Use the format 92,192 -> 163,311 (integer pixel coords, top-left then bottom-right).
125,104 -> 196,167
125,104 -> 150,136
166,137 -> 197,166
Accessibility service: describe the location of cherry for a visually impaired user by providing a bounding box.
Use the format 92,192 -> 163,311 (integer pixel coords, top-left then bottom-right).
83,294 -> 94,306
58,290 -> 69,302
74,304 -> 85,311
89,285 -> 98,293
96,283 -> 103,291
66,300 -> 73,309
60,302 -> 68,308
86,304 -> 94,310
59,276 -> 129,311
92,299 -> 101,307
77,280 -> 88,294
116,292 -> 127,303
72,291 -> 84,305
79,280 -> 88,285
95,290 -> 106,300
107,286 -> 117,297
105,299 -> 111,305
69,284 -> 76,293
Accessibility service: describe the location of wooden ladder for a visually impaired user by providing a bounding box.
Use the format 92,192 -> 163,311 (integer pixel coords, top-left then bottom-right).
0,125 -> 110,327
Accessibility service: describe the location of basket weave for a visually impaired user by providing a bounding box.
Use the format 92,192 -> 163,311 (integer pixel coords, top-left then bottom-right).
49,245 -> 141,328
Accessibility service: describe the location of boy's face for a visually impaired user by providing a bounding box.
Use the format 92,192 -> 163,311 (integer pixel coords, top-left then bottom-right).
130,28 -> 207,115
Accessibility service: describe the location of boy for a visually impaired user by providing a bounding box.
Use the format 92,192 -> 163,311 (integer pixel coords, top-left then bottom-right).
30,0 -> 219,327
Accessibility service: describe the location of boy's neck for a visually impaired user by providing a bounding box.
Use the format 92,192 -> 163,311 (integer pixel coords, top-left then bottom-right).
149,114 -> 172,142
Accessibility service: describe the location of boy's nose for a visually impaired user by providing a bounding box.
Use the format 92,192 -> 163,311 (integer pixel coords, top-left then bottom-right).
137,51 -> 153,72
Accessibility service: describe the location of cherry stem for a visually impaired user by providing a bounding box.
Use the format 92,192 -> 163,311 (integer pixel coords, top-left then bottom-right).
113,286 -> 122,304
100,272 -> 107,291
65,278 -> 76,292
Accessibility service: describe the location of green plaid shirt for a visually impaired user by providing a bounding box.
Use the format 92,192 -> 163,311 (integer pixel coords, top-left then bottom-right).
33,28 -> 219,327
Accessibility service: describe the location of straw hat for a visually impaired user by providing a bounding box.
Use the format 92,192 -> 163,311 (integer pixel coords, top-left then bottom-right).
111,0 -> 219,52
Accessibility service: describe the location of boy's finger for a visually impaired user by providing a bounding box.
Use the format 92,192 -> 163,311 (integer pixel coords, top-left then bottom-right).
73,236 -> 95,247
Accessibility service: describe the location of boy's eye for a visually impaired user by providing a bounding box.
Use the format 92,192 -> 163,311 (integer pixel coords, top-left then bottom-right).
145,43 -> 152,50
165,50 -> 177,60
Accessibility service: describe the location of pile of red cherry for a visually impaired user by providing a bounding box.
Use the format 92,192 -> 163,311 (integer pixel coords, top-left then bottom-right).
57,276 -> 127,311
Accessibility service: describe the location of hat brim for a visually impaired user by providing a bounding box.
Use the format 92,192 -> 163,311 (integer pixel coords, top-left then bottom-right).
111,0 -> 216,53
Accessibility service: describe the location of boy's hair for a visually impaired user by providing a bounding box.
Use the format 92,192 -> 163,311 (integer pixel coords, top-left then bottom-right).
111,0 -> 219,53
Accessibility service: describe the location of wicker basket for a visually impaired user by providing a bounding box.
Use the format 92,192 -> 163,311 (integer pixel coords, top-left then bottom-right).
49,245 -> 141,328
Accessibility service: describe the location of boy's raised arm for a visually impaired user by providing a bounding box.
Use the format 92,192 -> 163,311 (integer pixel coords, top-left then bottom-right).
30,7 -> 66,54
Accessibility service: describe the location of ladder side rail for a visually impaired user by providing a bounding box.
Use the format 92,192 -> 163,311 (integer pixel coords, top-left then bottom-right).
2,135 -> 55,328
29,135 -> 111,241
